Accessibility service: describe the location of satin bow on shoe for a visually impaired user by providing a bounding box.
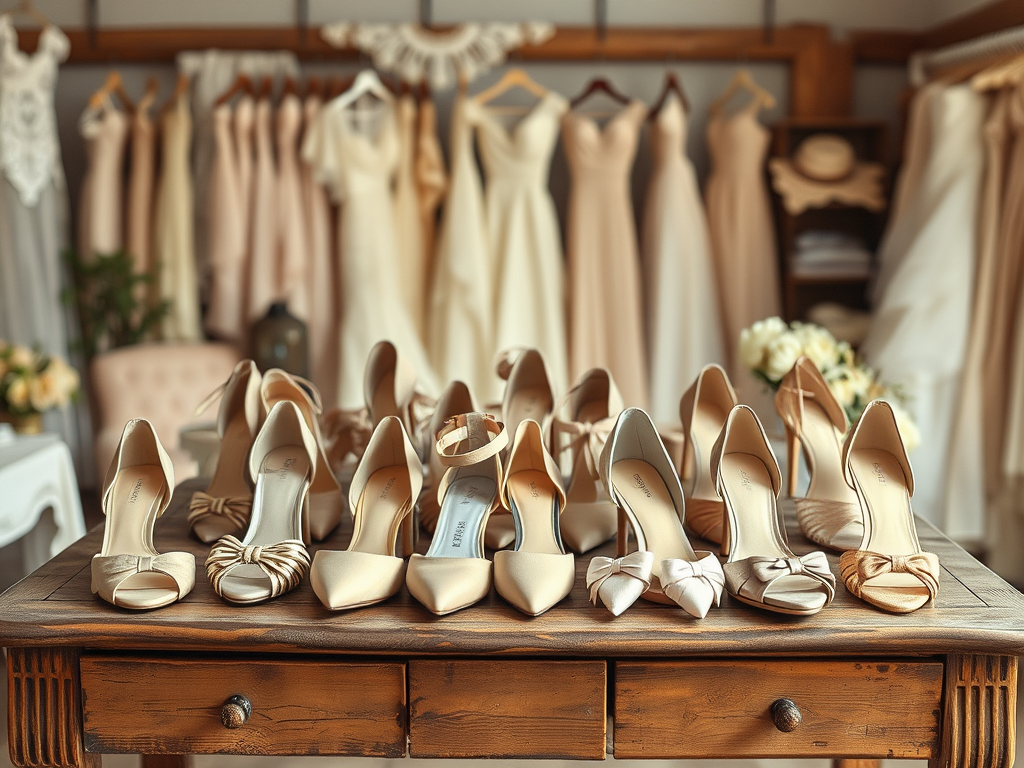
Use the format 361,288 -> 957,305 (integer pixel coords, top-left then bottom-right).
586,551 -> 654,616
660,552 -> 725,618
839,550 -> 940,600
206,536 -> 311,601
91,552 -> 196,606
749,551 -> 834,583
187,492 -> 252,532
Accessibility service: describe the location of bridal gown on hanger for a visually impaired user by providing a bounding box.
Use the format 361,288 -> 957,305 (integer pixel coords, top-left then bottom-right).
861,84 -> 986,536
276,92 -> 309,320
304,95 -> 438,407
393,94 -> 427,340
126,90 -> 156,275
642,92 -> 725,422
78,98 -> 128,260
465,90 -> 570,397
415,95 -> 447,288
563,99 -> 648,408
247,95 -> 279,326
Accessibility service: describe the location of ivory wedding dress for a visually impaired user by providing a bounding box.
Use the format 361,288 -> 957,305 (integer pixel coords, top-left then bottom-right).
563,99 -> 648,409
304,97 -> 437,406
246,96 -> 279,326
861,84 -> 986,536
126,91 -> 156,275
642,92 -> 725,422
275,92 -> 309,320
78,98 -> 127,259
394,94 -> 426,340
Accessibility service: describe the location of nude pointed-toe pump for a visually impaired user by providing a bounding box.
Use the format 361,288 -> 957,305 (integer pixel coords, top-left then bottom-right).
839,400 -> 939,614
260,369 -> 342,541
776,356 -> 862,551
406,413 -> 508,615
189,360 -> 264,543
714,405 -> 835,616
595,408 -> 725,618
206,401 -> 316,605
494,419 -> 575,616
549,368 -> 623,554
92,419 -> 195,610
678,364 -> 737,545
310,416 -> 423,610
364,340 -> 420,435
419,380 -> 478,535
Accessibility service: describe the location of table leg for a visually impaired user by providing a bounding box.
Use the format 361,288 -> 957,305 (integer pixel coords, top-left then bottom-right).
141,757 -> 193,768
7,647 -> 99,767
933,654 -> 1017,768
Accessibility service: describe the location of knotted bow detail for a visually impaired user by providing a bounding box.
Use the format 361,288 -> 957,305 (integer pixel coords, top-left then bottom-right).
839,549 -> 940,600
552,415 -> 616,479
188,492 -> 252,532
586,550 -> 654,615
91,552 -> 196,605
321,406 -> 374,469
206,535 -> 311,600
660,553 -> 725,617
749,551 -> 834,584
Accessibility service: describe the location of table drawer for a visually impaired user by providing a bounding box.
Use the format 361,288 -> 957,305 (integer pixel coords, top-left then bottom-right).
409,660 -> 606,759
615,659 -> 943,760
81,655 -> 406,757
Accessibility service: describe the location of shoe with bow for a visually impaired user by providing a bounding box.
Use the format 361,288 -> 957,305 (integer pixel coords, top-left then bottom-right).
92,419 -> 195,610
493,419 -> 575,616
713,404 -> 835,616
189,360 -> 263,543
549,368 -> 623,554
678,364 -> 737,545
418,380 -> 478,536
838,400 -> 939,613
206,400 -> 317,604
310,416 -> 423,610
776,356 -> 862,551
598,407 -> 725,617
586,550 -> 653,616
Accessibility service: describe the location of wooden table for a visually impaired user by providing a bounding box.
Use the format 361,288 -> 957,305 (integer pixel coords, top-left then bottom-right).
2,477 -> 1023,768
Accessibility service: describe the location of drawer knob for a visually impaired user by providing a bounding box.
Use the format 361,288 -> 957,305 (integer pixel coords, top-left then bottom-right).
221,694 -> 252,729
771,698 -> 802,732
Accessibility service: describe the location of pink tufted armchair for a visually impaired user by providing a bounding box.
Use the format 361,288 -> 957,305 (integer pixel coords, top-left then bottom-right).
90,342 -> 241,483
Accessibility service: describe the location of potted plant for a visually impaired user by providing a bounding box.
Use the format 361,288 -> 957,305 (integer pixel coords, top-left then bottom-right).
0,342 -> 80,434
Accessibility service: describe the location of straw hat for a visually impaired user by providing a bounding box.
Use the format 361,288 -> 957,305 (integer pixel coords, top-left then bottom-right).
769,133 -> 886,215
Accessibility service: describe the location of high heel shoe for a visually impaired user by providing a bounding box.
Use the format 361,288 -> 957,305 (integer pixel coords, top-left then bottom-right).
364,340 -> 420,435
713,405 -> 835,616
261,369 -> 343,541
206,401 -> 316,604
189,360 -> 263,543
678,364 -> 737,545
92,419 -> 195,610
419,379 -> 477,535
310,416 -> 422,610
776,357 -> 862,551
406,412 -> 507,615
839,400 -> 939,613
549,368 -> 622,554
494,419 -> 575,615
592,408 -> 725,617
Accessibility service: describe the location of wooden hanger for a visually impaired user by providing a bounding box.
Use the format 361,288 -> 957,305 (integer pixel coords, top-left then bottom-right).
136,77 -> 159,114
709,68 -> 776,117
972,49 -> 1024,91
648,71 -> 690,120
87,71 -> 135,112
330,69 -> 394,110
1,0 -> 49,28
473,68 -> 547,107
215,73 -> 254,107
570,76 -> 630,110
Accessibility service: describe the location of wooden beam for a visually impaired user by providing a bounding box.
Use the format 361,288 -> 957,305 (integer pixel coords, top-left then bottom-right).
924,0 -> 1024,50
850,31 -> 922,64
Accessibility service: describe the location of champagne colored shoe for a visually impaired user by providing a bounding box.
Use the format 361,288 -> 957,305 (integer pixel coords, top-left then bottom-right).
678,364 -> 737,545
839,400 -> 939,614
406,413 -> 507,615
714,405 -> 835,616
189,360 -> 263,543
776,356 -> 862,551
549,368 -> 623,554
261,369 -> 342,541
92,419 -> 195,610
364,339 -> 420,435
494,419 -> 575,616
596,408 -> 725,617
419,380 -> 477,534
206,401 -> 316,605
310,416 -> 422,610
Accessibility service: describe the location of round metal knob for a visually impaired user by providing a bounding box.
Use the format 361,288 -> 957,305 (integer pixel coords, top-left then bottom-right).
771,698 -> 802,732
221,695 -> 251,729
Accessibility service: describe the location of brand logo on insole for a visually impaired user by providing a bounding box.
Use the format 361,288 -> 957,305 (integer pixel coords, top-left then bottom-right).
273,457 -> 295,479
873,462 -> 886,484
459,486 -> 478,505
380,477 -> 395,499
529,481 -> 539,498
452,521 -> 466,547
633,473 -> 651,498
739,470 -> 752,489
128,479 -> 143,503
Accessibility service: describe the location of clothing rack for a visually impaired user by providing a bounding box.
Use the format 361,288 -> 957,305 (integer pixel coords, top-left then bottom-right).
909,24 -> 1024,85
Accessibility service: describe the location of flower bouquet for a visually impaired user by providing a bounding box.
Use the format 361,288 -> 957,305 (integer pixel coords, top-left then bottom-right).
0,342 -> 80,434
738,317 -> 919,451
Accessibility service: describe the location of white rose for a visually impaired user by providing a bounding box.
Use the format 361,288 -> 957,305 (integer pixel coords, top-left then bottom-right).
764,332 -> 804,382
6,376 -> 30,410
828,376 -> 856,409
8,345 -> 34,371
738,316 -> 789,370
793,323 -> 840,371
29,372 -> 59,412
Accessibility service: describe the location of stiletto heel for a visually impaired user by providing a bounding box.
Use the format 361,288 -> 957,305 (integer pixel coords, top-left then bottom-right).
616,507 -> 628,558
785,424 -> 800,498
401,510 -> 416,558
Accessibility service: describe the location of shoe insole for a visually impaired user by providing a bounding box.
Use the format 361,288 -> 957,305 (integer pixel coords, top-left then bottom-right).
849,448 -> 927,591
507,386 -> 552,438
801,401 -> 859,504
610,460 -> 695,585
426,476 -> 496,559
219,446 -> 310,599
690,404 -> 728,500
103,466 -> 177,598
507,469 -> 562,554
349,467 -> 412,556
565,401 -> 608,504
719,454 -> 825,607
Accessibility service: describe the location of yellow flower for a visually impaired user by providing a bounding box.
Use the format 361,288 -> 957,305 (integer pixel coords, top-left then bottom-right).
8,345 -> 35,371
29,372 -> 60,412
6,376 -> 30,410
